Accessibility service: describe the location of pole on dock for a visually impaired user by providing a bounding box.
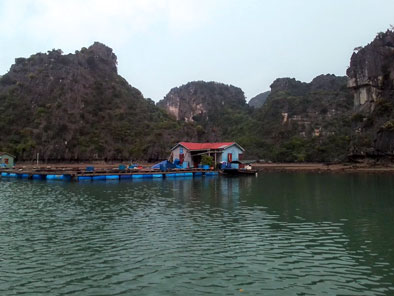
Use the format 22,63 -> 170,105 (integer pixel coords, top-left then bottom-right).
37,153 -> 39,166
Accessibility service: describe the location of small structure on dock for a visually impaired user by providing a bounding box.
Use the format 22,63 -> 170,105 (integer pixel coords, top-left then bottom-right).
0,152 -> 15,168
170,142 -> 245,168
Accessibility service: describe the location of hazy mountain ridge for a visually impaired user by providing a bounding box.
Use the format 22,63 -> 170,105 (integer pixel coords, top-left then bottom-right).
248,91 -> 270,108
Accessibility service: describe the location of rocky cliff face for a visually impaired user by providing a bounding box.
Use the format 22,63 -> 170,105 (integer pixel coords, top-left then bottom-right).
158,81 -> 246,121
347,30 -> 394,111
0,43 -> 188,161
157,81 -> 250,141
347,29 -> 394,156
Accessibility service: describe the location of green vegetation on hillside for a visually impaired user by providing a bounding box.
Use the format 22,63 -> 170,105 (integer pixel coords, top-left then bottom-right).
0,43 -> 196,162
1,28 -> 393,163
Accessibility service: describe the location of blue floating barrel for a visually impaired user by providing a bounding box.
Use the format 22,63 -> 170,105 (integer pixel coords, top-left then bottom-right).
166,173 -> 176,178
133,174 -> 143,178
205,172 -> 218,176
1,172 -> 9,177
33,174 -> 45,180
46,175 -> 55,180
106,175 -> 119,180
9,173 -> 17,178
175,173 -> 185,177
120,175 -> 132,179
92,175 -> 106,181
142,174 -> 153,178
152,174 -> 163,178
194,172 -> 203,176
63,175 -> 72,181
18,174 -> 29,179
184,172 -> 193,177
47,174 -> 64,180
78,176 -> 92,181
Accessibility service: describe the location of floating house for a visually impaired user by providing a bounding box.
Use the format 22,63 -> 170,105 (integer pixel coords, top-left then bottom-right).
0,152 -> 15,168
170,142 -> 245,168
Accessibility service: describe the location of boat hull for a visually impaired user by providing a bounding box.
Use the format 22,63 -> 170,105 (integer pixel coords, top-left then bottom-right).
220,169 -> 257,176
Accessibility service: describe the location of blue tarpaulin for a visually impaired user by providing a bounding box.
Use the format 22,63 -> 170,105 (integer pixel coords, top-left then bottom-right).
151,160 -> 177,170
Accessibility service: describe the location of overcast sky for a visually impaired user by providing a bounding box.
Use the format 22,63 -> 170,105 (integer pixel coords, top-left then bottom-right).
1,0 -> 393,102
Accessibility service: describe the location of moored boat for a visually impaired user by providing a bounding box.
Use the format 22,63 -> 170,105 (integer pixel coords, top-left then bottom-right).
220,160 -> 258,176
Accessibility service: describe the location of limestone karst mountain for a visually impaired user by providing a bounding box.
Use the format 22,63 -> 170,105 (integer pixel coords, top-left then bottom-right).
347,29 -> 394,158
0,42 -> 192,161
1,28 -> 393,163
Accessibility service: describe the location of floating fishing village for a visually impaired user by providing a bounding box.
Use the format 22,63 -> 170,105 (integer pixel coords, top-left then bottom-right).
0,142 -> 259,182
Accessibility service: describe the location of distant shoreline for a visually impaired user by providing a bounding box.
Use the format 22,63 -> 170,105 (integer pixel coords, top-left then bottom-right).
253,163 -> 394,174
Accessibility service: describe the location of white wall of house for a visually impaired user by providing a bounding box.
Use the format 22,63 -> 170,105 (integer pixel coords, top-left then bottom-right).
171,146 -> 192,165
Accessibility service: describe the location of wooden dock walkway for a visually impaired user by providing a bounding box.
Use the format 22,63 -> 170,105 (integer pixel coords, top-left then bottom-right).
0,167 -> 219,182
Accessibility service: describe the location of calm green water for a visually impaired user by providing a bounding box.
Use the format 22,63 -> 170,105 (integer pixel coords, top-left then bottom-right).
0,173 -> 393,295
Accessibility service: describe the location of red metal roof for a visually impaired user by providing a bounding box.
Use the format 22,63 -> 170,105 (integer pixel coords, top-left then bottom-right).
177,142 -> 240,151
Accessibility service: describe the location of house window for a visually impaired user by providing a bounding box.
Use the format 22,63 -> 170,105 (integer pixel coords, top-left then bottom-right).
227,153 -> 232,162
4,158 -> 8,164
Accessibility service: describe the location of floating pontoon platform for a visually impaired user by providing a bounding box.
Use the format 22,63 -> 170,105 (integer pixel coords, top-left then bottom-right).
0,168 -> 219,182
